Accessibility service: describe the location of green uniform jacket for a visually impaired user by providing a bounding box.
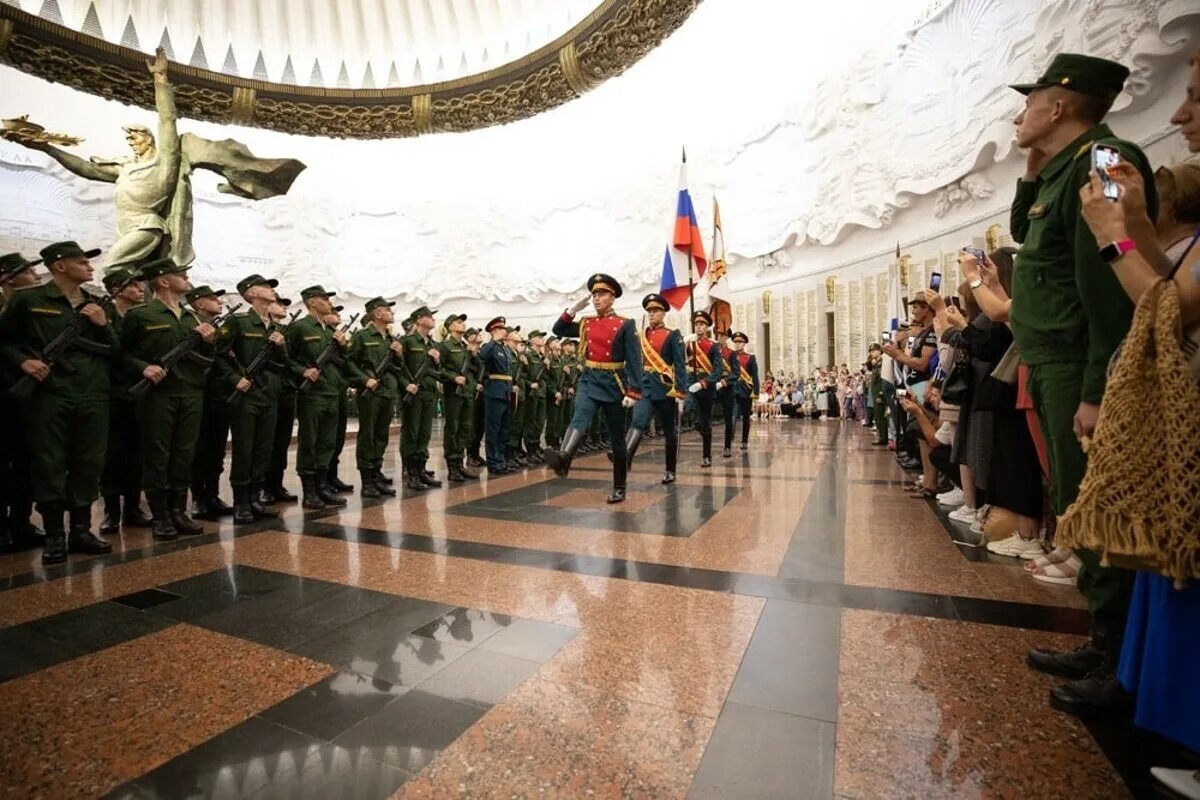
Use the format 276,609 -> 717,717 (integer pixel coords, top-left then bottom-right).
286,315 -> 341,396
106,303 -> 141,397
0,283 -> 119,397
526,351 -> 549,399
506,346 -> 526,401
121,298 -> 214,395
349,326 -> 400,398
543,355 -> 562,399
1008,123 -> 1157,404
220,311 -> 288,400
398,332 -> 440,394
435,335 -> 472,394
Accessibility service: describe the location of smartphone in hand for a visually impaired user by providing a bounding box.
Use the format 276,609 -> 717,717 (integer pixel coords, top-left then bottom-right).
928,272 -> 942,292
1092,143 -> 1122,201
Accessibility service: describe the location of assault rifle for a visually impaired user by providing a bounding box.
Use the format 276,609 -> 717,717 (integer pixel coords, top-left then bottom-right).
8,285 -> 122,400
225,308 -> 302,403
298,312 -> 360,394
365,330 -> 403,390
129,303 -> 243,398
400,351 -> 434,407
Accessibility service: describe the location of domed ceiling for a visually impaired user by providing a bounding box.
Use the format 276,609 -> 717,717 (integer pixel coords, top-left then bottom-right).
0,0 -> 701,137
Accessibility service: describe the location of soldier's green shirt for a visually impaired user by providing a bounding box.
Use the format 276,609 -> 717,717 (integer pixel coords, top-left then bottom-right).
220,311 -> 288,399
398,332 -> 439,393
1008,123 -> 1157,404
0,282 -> 118,397
506,345 -> 526,400
435,334 -> 473,397
121,298 -> 213,395
349,326 -> 400,398
286,314 -> 341,396
543,355 -> 561,397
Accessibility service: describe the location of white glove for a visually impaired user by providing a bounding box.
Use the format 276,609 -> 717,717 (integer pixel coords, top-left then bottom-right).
683,333 -> 698,344
568,294 -> 590,315
621,395 -> 636,409
688,381 -> 703,393
716,380 -> 727,390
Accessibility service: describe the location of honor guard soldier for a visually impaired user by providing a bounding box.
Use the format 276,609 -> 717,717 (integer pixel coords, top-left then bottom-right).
436,313 -> 478,482
322,305 -> 360,494
187,284 -> 235,521
480,317 -> 514,474
98,266 -> 153,534
0,242 -> 117,563
728,332 -> 760,450
287,285 -> 351,509
122,258 -> 219,540
523,331 -> 549,464
398,306 -> 443,490
544,274 -> 644,503
0,253 -> 47,553
348,297 -> 400,498
716,330 -> 738,457
625,293 -> 687,483
464,328 -> 488,468
265,296 -> 300,503
222,274 -> 288,523
683,310 -> 726,467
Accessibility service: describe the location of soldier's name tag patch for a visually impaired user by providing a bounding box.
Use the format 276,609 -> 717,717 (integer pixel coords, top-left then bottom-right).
410,347 -> 425,353
364,341 -> 380,347
144,324 -> 171,332
244,332 -> 264,338
30,307 -> 63,315
1027,203 -> 1049,219
303,335 -> 322,342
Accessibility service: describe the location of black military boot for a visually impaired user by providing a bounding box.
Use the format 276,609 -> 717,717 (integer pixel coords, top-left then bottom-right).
327,467 -> 353,493
317,479 -> 348,507
269,477 -> 298,503
99,495 -> 122,534
170,491 -> 204,535
360,471 -> 382,498
419,461 -> 443,488
624,428 -> 643,469
190,479 -> 208,519
377,470 -> 395,485
249,484 -> 280,519
459,460 -> 479,481
232,486 -> 256,525
446,460 -> 465,484
466,452 -> 485,468
254,487 -> 275,507
69,506 -> 113,555
1049,664 -> 1134,720
607,453 -> 627,504
40,504 -> 68,565
147,492 -> 179,541
1027,642 -> 1104,679
372,469 -> 397,496
543,427 -> 583,478
701,430 -> 713,467
300,475 -> 327,510
208,487 -> 235,517
123,494 -> 153,527
405,459 -> 427,492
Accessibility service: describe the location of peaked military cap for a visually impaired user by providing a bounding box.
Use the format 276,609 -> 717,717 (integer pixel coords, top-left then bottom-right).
692,309 -> 713,326
731,331 -> 749,343
410,305 -> 437,321
185,285 -> 225,304
300,285 -> 335,301
587,273 -> 622,297
364,297 -> 395,313
0,253 -> 39,282
1010,53 -> 1129,98
40,240 -> 100,264
485,316 -> 507,332
465,327 -> 480,338
236,273 -> 278,295
139,257 -> 189,280
102,266 -> 140,291
642,293 -> 669,312
527,330 -> 546,340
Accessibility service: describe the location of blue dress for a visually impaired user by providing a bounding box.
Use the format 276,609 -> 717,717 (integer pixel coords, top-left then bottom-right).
1118,573 -> 1200,752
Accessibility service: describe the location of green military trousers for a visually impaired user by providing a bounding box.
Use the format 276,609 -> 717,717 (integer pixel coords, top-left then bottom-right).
137,392 -> 203,493
544,397 -> 562,447
230,393 -> 277,487
523,395 -> 546,453
296,392 -> 339,476
26,391 -> 108,508
872,388 -> 889,443
400,390 -> 436,461
441,390 -> 471,463
356,390 -> 395,472
507,395 -> 527,452
101,398 -> 142,498
1026,362 -> 1132,621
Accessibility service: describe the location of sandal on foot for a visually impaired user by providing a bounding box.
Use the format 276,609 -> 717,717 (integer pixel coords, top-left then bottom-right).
1024,546 -> 1072,574
1031,555 -> 1082,585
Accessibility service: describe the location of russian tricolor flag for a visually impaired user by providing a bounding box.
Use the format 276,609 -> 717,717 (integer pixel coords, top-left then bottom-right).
659,151 -> 708,310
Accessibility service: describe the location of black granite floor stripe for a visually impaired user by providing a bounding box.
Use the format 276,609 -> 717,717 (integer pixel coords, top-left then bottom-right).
569,465 -> 816,482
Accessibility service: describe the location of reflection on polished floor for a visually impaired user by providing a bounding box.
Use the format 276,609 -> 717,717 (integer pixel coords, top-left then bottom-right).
0,422 -> 1148,798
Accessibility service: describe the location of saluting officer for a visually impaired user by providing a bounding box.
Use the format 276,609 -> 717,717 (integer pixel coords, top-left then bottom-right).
728,332 -> 761,451
187,284 -> 235,521
222,274 -> 288,523
122,258 -> 218,540
479,316 -> 514,474
436,313 -> 477,482
348,297 -> 400,498
682,310 -> 726,467
398,305 -> 443,491
625,293 -> 687,483
264,295 -> 299,504
544,274 -> 644,503
523,331 -> 549,464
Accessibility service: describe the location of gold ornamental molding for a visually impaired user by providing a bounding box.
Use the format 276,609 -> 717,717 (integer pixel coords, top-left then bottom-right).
0,0 -> 702,140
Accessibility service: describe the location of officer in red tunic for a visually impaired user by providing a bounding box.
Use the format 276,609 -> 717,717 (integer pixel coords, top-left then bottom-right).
543,274 -> 644,503
624,293 -> 687,483
682,310 -> 726,467
729,331 -> 761,450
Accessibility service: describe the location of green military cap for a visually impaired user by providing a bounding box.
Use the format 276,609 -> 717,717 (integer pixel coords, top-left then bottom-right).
102,266 -> 140,291
465,327 -> 480,337
365,296 -> 396,313
410,305 -> 437,321
40,240 -> 100,264
275,296 -> 293,306
331,304 -> 344,313
444,312 -> 467,325
527,330 -> 545,340
236,273 -> 278,295
139,257 -> 189,280
400,317 -> 415,332
1010,53 -> 1129,98
0,252 -> 39,282
300,284 -> 335,301
185,285 -> 226,303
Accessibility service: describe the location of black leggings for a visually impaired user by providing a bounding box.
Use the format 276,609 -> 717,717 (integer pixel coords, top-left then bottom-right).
928,444 -> 961,488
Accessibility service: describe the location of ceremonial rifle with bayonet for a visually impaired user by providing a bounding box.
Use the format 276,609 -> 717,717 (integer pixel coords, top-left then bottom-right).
128,302 -> 243,398
298,312 -> 360,394
225,308 -> 302,403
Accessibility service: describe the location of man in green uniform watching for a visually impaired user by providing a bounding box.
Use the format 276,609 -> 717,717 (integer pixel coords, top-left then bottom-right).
505,327 -> 528,466
264,296 -> 299,504
349,297 -> 400,498
398,305 -> 443,490
436,313 -> 477,483
543,336 -> 563,450
1006,53 -> 1155,716
0,243 -> 118,562
465,328 -> 487,468
122,258 -> 218,541
322,305 -> 359,494
187,284 -> 235,521
523,331 -> 549,465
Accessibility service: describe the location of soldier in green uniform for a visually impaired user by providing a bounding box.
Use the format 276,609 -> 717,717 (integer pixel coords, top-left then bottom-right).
323,305 -> 359,494
398,305 -> 443,490
1005,54 -> 1154,715
522,331 -> 549,464
264,295 -> 299,504
221,274 -> 288,524
0,242 -> 118,563
435,313 -> 478,482
122,258 -> 218,540
543,337 -> 564,450
464,328 -> 487,468
187,284 -> 235,521
98,267 -> 154,534
504,327 -> 528,466
560,339 -> 579,448
348,297 -> 400,498
0,253 -> 46,552
286,286 -> 351,509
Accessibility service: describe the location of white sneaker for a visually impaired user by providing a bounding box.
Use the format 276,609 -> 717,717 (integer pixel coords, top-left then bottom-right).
936,487 -> 964,507
948,505 -> 977,524
987,534 -> 1044,559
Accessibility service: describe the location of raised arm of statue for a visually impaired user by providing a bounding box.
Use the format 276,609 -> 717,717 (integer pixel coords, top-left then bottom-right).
21,140 -> 119,183
148,48 -> 179,167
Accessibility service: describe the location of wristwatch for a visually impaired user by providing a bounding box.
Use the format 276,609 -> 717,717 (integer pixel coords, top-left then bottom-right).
1099,239 -> 1136,264
968,278 -> 984,289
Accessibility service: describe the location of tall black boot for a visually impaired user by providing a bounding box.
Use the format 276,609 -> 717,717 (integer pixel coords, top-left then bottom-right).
300,475 -> 327,510
1048,614 -> 1133,719
123,493 -> 153,527
624,428 -> 643,469
69,506 -> 113,555
327,466 -> 353,493
371,469 -> 397,496
419,460 -> 443,488
147,491 -> 179,541
170,491 -> 204,535
405,459 -> 427,491
662,429 -> 678,484
360,471 -> 382,498
249,484 -> 280,519
99,495 -> 122,534
701,430 -> 712,468
190,478 -> 208,519
232,486 -> 255,525
317,478 -> 348,507
607,452 -> 627,504
544,427 -> 584,478
459,459 -> 479,481
40,504 -> 68,565
446,460 -> 465,484
208,485 -> 235,517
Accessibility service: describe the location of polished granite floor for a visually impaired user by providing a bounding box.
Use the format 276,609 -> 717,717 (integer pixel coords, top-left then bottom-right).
0,420 -> 1163,798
